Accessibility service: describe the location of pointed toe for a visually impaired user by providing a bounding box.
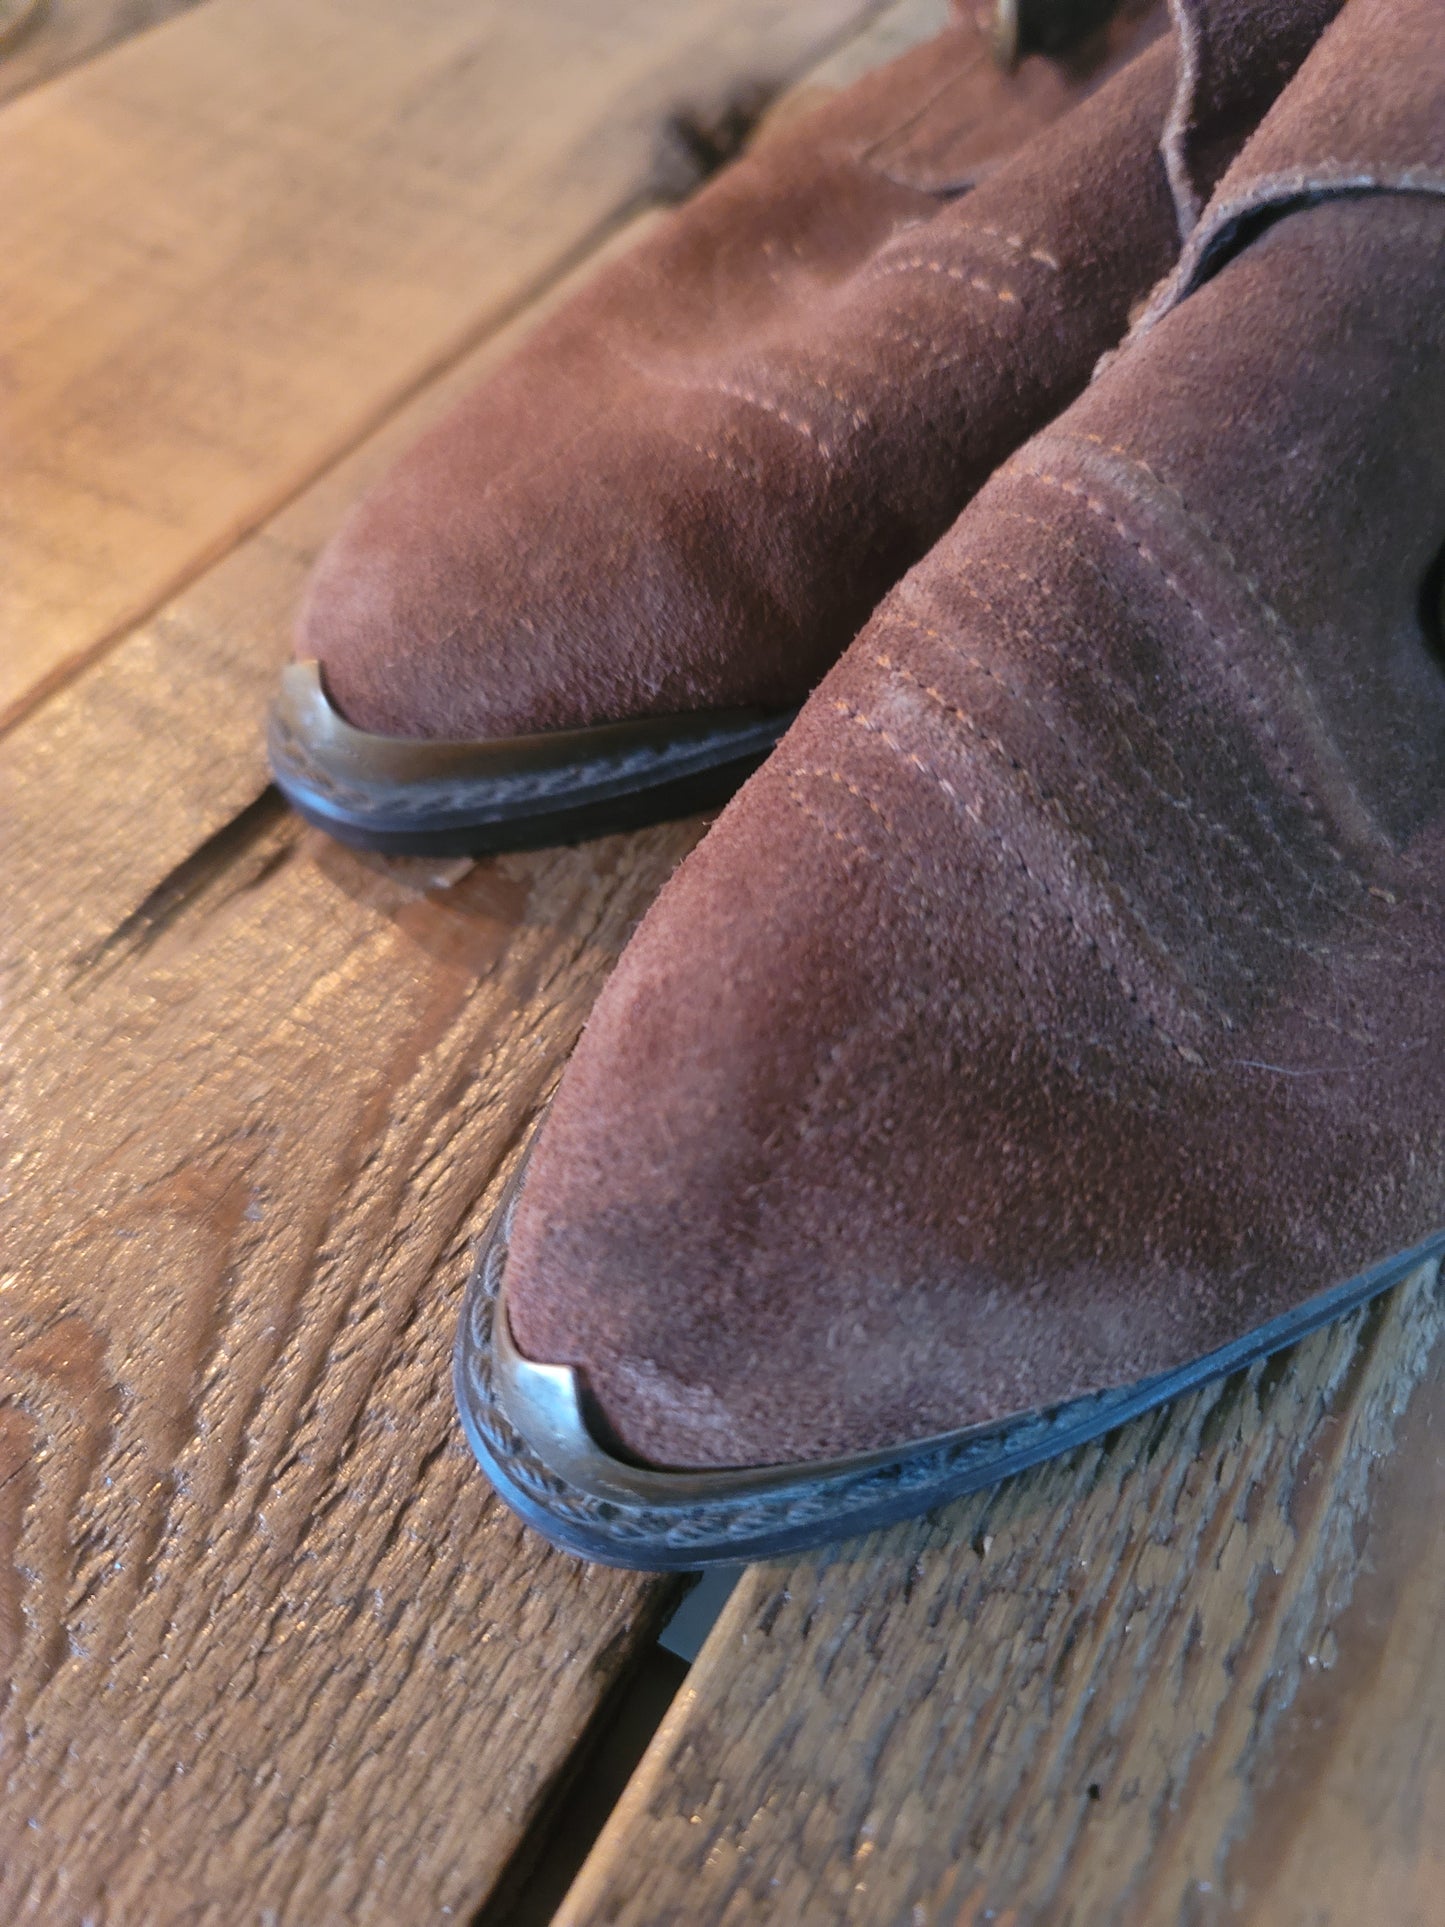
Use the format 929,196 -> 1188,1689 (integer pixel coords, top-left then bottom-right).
457,0 -> 1445,1565
277,0 -> 1353,853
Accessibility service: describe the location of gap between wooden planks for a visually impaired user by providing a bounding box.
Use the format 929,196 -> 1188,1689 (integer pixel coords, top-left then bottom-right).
0,0 -> 878,732
558,1257 -> 1445,1926
0,231 -> 692,1925
0,0 -> 201,108
0,2 -> 949,1919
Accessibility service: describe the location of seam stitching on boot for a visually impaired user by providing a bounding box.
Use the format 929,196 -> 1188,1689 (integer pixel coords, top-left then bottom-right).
1021,451 -> 1430,907
800,369 -> 870,426
1071,431 -> 1404,856
783,766 -> 1173,1112
873,324 -> 971,378
872,647 -> 1379,1051
830,696 -> 1205,1066
681,438 -> 757,483
871,256 -> 1019,304
1021,466 -> 1366,887
971,222 -> 1059,270
786,773 -> 894,873
959,508 -> 1420,927
704,378 -> 832,454
901,547 -> 1356,944
877,649 -> 1329,980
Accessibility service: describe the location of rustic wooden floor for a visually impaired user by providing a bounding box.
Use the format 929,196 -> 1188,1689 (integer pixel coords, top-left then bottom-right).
1,2 -> 1440,1922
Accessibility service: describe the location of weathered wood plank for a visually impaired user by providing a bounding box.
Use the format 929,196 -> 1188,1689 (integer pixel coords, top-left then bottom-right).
0,1 -> 942,1901
0,1 -> 202,109
557,1258 -> 1445,1926
0,0 -> 931,944
1,811 -> 690,1926
754,0 -> 948,142
0,209 -> 704,1922
0,654 -> 698,1914
1217,1324 -> 1445,1925
0,0 -> 872,730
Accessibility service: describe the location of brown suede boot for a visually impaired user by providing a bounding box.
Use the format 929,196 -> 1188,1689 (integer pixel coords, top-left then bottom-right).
272,0 -> 1337,854
456,0 -> 1445,1567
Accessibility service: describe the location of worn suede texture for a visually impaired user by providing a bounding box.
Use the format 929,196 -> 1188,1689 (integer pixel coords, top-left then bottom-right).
302,11 -> 1165,739
1160,0 -> 1343,232
507,0 -> 1445,1470
298,0 -> 1329,742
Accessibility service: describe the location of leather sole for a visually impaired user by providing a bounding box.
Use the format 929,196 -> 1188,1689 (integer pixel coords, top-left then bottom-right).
453,1152 -> 1445,1569
267,660 -> 794,855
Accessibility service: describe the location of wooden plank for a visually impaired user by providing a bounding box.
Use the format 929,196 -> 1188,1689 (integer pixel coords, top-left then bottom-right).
754,0 -> 949,143
0,0 -> 872,731
0,0 -> 942,1899
0,2 -> 202,109
557,1257 -> 1445,1925
0,213 -> 709,1921
0,822 -> 688,1925
1219,1329 -> 1445,1925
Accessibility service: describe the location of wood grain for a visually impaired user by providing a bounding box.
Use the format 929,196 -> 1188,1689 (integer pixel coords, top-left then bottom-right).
1220,1316 -> 1445,1927
0,1 -> 930,1883
0,0 -> 874,730
0,0 -> 925,1892
754,0 -> 950,144
0,206 -> 723,1916
558,1258 -> 1445,1926
0,677 -> 698,1916
23,3 -> 1432,1918
0,2 -> 202,109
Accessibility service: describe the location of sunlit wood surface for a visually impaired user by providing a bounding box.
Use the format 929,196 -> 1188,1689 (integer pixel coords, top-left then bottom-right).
2,1 -> 1440,1921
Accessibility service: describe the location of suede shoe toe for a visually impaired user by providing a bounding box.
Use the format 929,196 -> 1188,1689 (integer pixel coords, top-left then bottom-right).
458,0 -> 1445,1566
275,0 -> 1339,854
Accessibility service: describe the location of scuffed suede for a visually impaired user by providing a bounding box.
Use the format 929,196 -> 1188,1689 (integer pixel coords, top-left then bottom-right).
506,0 -> 1445,1469
298,1 -> 1333,742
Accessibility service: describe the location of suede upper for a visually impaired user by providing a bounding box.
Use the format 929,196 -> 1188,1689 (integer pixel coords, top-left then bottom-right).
297,0 -> 1331,744
505,0 -> 1445,1470
1160,0 -> 1344,232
